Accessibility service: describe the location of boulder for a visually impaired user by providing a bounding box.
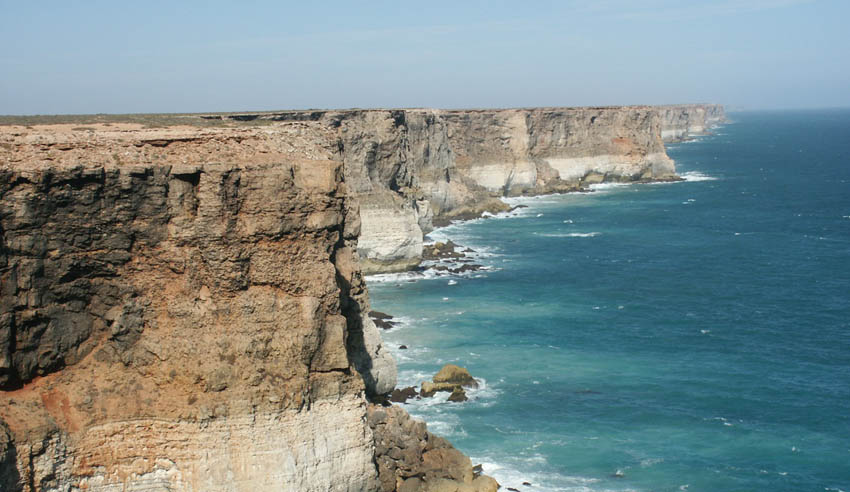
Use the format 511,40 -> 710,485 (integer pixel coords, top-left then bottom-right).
447,387 -> 468,402
420,381 -> 458,398
433,364 -> 478,389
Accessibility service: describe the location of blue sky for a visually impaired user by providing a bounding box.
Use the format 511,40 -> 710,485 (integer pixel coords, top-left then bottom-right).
1,0 -> 847,114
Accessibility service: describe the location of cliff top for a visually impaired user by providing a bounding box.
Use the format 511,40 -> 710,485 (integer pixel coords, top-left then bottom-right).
0,104 -> 723,127
0,120 -> 337,169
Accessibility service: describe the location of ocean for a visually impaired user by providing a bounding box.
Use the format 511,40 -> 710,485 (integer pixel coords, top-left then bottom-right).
367,109 -> 850,492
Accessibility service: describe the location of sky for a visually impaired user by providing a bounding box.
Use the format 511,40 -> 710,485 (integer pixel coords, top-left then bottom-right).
1,0 -> 848,115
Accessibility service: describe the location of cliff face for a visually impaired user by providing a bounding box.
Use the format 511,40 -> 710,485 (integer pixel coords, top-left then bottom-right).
210,107 -> 679,273
0,103 -> 724,488
659,104 -> 726,142
441,107 -> 675,195
0,123 -> 408,491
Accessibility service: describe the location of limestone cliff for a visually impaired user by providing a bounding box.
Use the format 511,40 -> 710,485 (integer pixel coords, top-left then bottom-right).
0,103 -> 725,488
659,104 -> 726,142
204,107 -> 680,273
0,122 -> 491,491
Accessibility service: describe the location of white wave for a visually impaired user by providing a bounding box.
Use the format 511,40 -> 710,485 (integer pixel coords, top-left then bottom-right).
428,205 -> 533,239
447,279 -> 458,286
365,270 -> 434,284
366,256 -> 497,286
589,182 -> 631,191
481,207 -> 535,220
465,377 -> 499,403
679,171 -> 718,182
472,455 -> 613,492
502,193 -> 572,207
534,232 -> 600,238
395,370 -> 434,388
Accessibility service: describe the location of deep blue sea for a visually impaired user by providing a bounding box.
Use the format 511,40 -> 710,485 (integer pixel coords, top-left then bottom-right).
368,110 -> 850,492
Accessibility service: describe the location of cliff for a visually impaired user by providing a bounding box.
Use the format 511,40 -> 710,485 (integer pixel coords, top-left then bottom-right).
0,122 -> 495,491
0,103 -> 723,489
202,106 -> 683,273
659,104 -> 726,142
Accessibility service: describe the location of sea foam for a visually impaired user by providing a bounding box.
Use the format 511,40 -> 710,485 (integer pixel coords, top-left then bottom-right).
679,171 -> 718,182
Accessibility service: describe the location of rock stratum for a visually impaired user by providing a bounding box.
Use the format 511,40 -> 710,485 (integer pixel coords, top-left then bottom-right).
0,103 -> 721,491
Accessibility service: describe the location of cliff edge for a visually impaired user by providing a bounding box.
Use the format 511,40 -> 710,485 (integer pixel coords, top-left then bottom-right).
200,106 -> 701,273
0,122 -> 495,491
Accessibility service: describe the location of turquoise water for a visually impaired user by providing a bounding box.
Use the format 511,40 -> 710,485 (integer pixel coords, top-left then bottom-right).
368,110 -> 850,492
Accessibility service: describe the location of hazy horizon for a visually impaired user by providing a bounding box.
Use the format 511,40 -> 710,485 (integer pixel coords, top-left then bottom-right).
2,1 -> 848,116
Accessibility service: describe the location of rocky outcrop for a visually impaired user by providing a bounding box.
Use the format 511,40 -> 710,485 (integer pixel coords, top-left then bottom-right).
659,104 -> 725,142
420,364 -> 479,399
368,404 -> 498,492
0,122 -> 409,490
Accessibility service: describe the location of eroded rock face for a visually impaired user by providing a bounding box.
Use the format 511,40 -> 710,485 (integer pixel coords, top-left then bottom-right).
442,107 -> 677,194
285,107 -> 681,273
331,107 -> 679,274
179,106 -> 720,273
0,123 -> 396,491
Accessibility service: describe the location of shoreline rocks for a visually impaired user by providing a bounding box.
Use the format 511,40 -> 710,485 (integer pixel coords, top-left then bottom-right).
420,364 -> 479,401
371,310 -> 399,330
368,404 -> 499,492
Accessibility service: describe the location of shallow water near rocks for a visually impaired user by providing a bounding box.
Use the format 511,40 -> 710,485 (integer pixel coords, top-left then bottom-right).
369,110 -> 850,492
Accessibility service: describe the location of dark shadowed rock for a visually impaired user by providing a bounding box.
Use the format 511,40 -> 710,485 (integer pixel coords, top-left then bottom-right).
390,386 -> 419,404
447,387 -> 468,402
369,311 -> 398,330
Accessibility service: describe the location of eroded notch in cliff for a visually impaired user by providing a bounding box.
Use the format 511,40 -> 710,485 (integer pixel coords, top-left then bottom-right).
219,169 -> 243,221
169,168 -> 202,218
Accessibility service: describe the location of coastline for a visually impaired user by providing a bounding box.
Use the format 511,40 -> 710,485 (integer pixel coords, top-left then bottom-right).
0,105 -> 724,490
365,124 -> 727,490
